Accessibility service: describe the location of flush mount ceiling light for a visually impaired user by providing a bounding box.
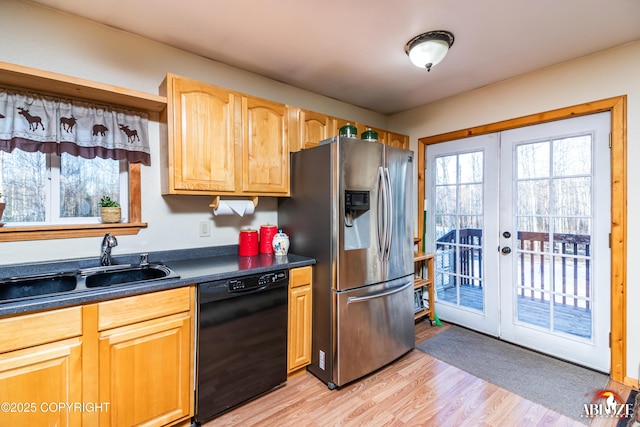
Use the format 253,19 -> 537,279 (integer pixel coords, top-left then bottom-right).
405,30 -> 455,71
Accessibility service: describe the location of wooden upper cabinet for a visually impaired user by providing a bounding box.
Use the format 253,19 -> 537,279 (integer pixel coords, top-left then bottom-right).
167,75 -> 236,193
160,73 -> 290,196
242,97 -> 290,194
295,109 -> 336,151
387,131 -> 409,149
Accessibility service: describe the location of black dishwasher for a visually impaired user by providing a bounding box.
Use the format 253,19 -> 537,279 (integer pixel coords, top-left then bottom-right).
195,269 -> 288,424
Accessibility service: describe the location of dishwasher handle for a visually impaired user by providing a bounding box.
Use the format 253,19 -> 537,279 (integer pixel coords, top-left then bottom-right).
347,281 -> 412,304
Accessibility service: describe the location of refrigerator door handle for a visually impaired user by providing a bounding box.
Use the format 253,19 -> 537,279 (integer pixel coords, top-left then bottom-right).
347,281 -> 412,303
384,167 -> 394,262
376,166 -> 387,260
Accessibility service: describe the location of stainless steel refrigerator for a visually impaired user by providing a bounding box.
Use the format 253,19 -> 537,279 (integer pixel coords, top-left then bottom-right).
278,136 -> 415,389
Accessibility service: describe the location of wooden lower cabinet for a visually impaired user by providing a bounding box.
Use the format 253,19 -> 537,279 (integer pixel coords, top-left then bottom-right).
98,311 -> 192,426
0,306 -> 83,426
96,286 -> 194,427
287,266 -> 313,377
0,287 -> 195,427
0,337 -> 83,426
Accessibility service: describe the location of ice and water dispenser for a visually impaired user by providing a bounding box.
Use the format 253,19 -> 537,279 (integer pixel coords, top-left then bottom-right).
344,190 -> 371,250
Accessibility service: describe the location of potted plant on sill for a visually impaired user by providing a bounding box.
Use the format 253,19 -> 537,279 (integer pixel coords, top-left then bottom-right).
99,196 -> 121,223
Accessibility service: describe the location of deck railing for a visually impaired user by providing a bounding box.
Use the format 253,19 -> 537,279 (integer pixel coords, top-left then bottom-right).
517,231 -> 591,308
435,229 -> 591,308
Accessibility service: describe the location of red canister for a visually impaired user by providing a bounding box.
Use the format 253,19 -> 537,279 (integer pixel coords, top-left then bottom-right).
238,229 -> 259,256
259,224 -> 278,254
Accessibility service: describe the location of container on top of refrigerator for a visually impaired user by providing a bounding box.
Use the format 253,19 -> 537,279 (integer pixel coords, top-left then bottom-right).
361,128 -> 378,142
339,123 -> 358,138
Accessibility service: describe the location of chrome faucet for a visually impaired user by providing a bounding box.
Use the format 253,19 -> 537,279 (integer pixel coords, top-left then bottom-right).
139,253 -> 149,267
100,233 -> 118,266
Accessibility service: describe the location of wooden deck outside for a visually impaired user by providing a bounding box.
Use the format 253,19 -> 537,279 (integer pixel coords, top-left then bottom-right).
438,284 -> 593,338
434,228 -> 593,339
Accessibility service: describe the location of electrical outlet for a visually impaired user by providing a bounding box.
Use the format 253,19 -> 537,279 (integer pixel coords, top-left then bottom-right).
199,221 -> 210,237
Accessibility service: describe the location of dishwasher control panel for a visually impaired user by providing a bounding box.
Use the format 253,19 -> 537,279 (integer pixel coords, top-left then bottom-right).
228,270 -> 288,292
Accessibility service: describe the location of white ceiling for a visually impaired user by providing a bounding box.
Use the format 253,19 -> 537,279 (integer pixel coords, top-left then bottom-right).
25,0 -> 640,115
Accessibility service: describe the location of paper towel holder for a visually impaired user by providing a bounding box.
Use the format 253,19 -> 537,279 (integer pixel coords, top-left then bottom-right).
209,196 -> 259,210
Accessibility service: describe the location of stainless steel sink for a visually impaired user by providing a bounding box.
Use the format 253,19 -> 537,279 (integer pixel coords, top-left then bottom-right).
0,263 -> 180,302
0,272 -> 77,301
83,264 -> 179,288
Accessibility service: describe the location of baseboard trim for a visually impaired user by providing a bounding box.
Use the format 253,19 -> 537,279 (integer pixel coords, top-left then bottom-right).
624,376 -> 639,389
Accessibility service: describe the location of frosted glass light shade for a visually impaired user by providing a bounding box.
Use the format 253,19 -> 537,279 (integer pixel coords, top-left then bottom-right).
405,31 -> 455,71
408,39 -> 450,68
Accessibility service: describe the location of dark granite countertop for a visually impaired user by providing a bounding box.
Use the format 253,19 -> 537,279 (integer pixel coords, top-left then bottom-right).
0,245 -> 315,318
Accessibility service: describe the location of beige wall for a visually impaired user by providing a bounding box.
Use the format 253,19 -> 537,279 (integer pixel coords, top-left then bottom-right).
389,40 -> 640,383
0,0 -> 387,264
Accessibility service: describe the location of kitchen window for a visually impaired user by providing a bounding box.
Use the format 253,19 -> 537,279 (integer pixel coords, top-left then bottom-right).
0,86 -> 150,242
0,150 -> 128,225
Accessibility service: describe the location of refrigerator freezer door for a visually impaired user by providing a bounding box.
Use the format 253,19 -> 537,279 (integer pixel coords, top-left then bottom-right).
334,275 -> 414,386
337,138 -> 385,291
384,145 -> 414,281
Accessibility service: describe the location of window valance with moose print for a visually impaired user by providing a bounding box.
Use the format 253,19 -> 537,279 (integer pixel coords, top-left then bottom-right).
0,88 -> 151,165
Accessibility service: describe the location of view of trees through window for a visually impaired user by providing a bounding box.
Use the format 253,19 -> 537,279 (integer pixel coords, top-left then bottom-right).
0,150 -> 122,224
433,135 -> 592,240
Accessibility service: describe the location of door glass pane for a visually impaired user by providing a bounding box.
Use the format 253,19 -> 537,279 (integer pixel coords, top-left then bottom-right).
517,141 -> 550,178
459,151 -> 483,182
435,185 -> 456,214
517,180 -> 549,215
434,151 -> 484,312
552,177 -> 591,216
435,214 -> 456,241
553,136 -> 591,176
435,156 -> 457,184
514,136 -> 593,340
460,184 -> 482,215
518,216 -> 550,234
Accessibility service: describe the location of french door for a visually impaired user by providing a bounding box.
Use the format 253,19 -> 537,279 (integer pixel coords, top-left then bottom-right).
426,112 -> 611,371
426,134 -> 500,336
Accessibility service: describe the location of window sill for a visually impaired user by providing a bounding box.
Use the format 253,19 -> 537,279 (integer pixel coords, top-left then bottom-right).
0,222 -> 147,242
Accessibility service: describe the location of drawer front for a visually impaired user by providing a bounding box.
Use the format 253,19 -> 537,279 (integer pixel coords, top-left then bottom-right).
98,286 -> 192,331
289,266 -> 312,289
0,306 -> 82,353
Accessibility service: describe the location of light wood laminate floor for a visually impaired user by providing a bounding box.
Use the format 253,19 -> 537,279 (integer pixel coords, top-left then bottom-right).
205,320 -> 631,426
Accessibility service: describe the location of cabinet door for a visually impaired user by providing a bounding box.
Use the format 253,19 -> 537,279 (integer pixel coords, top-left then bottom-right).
0,338 -> 82,427
288,266 -> 312,374
299,109 -> 335,150
98,312 -> 192,427
387,131 -> 409,149
168,75 -> 237,193
242,97 -> 290,194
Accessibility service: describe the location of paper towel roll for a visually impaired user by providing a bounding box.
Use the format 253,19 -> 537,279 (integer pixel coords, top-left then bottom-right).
212,200 -> 255,217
